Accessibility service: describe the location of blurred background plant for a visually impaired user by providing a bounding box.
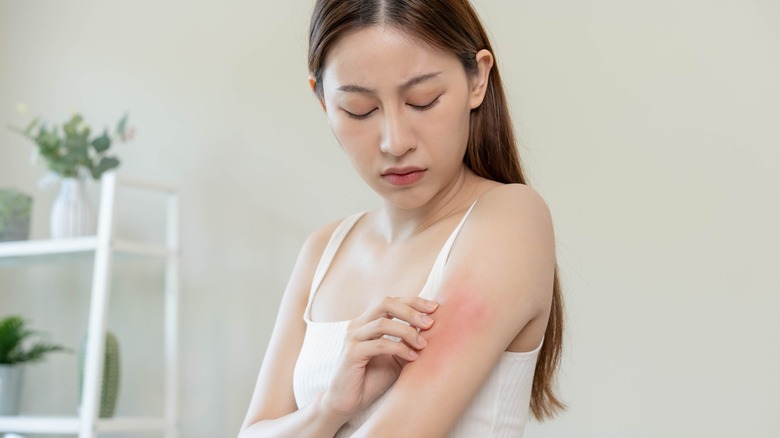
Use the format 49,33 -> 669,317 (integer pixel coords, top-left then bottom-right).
0,188 -> 32,241
7,108 -> 135,181
0,315 -> 69,416
0,315 -> 68,365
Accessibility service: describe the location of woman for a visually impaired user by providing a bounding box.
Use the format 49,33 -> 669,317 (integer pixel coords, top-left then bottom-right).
240,0 -> 565,436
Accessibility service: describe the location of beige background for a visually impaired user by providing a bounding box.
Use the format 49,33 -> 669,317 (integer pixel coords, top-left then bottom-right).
1,1 -> 778,437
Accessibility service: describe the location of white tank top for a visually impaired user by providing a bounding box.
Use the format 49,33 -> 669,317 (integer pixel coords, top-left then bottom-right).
293,202 -> 542,437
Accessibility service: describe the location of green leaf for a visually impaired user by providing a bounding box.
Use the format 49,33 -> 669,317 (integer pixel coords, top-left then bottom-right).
63,114 -> 83,137
0,315 -> 68,365
0,316 -> 25,363
16,342 -> 67,363
116,113 -> 128,136
91,156 -> 120,179
37,130 -> 62,155
78,126 -> 91,142
91,131 -> 111,152
23,117 -> 40,136
63,136 -> 89,165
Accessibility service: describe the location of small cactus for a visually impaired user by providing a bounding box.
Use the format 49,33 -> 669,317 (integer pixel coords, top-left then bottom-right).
78,331 -> 120,418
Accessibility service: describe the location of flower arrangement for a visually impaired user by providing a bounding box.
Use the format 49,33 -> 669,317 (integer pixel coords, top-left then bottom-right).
8,111 -> 134,180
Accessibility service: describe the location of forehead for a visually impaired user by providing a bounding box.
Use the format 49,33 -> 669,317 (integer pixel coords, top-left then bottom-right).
321,25 -> 463,91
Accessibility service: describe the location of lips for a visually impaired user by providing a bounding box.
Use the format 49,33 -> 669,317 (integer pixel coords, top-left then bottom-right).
381,166 -> 427,186
381,166 -> 426,176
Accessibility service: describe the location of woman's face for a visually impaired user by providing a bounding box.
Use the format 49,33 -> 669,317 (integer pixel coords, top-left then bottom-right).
316,25 -> 492,209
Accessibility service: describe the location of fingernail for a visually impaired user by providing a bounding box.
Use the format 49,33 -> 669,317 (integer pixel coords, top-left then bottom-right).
409,350 -> 419,360
426,300 -> 439,310
420,314 -> 433,326
417,335 -> 427,348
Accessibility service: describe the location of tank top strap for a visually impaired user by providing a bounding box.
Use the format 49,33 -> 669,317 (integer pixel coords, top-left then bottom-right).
304,211 -> 366,322
419,199 -> 480,299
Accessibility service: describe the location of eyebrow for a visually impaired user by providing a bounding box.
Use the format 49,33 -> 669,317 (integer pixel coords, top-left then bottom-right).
337,71 -> 442,95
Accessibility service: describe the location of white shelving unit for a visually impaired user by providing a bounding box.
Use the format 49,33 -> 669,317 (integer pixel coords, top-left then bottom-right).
0,172 -> 179,437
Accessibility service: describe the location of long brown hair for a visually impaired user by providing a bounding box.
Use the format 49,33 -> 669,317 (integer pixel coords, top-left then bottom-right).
308,0 -> 565,421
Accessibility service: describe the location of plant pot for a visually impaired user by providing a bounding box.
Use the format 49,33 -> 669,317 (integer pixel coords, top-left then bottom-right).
0,364 -> 23,415
50,177 -> 93,239
0,188 -> 32,242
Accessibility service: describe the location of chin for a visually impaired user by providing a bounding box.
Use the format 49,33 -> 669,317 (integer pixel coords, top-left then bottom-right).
376,188 -> 432,210
362,174 -> 440,210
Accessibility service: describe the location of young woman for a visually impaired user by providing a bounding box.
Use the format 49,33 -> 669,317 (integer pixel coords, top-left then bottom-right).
240,1 -> 565,436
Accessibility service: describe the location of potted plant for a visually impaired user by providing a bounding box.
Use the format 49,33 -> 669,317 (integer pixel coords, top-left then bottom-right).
0,315 -> 68,415
0,188 -> 33,242
8,112 -> 135,239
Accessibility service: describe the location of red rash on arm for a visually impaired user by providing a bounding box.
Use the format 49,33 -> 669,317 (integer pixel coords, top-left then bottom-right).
359,271 -> 509,431
406,278 -> 495,378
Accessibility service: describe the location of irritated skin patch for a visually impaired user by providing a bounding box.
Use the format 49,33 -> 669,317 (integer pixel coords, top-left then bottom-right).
408,283 -> 494,377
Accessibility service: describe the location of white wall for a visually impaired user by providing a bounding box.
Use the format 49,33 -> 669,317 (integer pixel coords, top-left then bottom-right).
0,1 -> 777,437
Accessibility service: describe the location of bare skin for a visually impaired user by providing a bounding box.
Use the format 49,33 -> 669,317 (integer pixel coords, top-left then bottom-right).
240,25 -> 555,437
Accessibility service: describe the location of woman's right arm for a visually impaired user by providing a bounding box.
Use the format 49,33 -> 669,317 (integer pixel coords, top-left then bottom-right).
238,221 -> 350,438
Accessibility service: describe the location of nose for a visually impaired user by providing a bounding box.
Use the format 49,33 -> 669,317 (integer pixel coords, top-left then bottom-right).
379,108 -> 416,157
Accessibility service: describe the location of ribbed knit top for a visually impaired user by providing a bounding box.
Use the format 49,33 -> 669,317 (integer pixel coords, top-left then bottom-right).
293,202 -> 542,437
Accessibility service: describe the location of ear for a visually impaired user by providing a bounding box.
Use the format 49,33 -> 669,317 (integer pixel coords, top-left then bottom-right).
468,49 -> 494,109
309,76 -> 327,112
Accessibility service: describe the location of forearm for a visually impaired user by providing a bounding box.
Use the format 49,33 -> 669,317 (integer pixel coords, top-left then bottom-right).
238,393 -> 350,438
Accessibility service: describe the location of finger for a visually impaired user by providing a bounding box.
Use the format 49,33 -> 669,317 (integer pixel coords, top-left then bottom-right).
390,296 -> 439,313
385,296 -> 437,330
351,317 -> 427,349
350,336 -> 420,362
358,296 -> 438,330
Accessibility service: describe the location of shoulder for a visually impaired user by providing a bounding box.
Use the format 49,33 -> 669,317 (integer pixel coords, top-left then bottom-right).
445,182 -> 556,311
300,216 -> 345,261
285,215 -> 351,305
467,183 -> 554,246
476,182 -> 552,219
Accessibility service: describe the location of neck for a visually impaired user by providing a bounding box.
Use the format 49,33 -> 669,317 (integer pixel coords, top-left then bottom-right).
375,166 -> 486,243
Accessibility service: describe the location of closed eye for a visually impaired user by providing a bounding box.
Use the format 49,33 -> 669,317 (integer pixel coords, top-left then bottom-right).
343,94 -> 442,120
343,108 -> 377,120
408,95 -> 441,111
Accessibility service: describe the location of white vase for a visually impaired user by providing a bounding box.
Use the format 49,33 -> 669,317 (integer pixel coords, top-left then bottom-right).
50,177 -> 94,239
0,364 -> 23,415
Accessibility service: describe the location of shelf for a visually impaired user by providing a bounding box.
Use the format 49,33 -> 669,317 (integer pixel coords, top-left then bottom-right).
0,415 -> 167,433
0,172 -> 180,437
0,237 -> 99,258
0,237 -> 175,266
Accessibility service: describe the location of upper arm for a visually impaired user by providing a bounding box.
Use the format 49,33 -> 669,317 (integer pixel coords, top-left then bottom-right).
355,184 -> 556,437
240,219 -> 341,430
